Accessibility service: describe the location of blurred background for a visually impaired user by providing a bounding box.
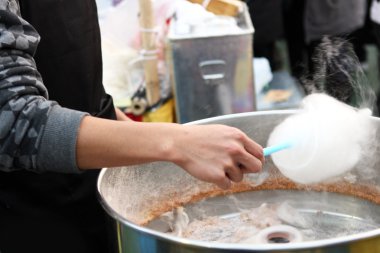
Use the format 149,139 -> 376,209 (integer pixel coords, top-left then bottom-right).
95,0 -> 380,122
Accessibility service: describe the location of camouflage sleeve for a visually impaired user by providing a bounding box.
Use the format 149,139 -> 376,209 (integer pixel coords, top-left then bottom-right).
0,0 -> 87,173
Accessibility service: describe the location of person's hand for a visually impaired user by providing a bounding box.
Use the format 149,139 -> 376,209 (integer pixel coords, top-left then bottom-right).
115,107 -> 132,121
77,119 -> 263,190
171,124 -> 264,189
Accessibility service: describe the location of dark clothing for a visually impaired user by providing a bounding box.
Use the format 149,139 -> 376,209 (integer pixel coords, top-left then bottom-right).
283,0 -> 307,79
0,1 -> 116,252
245,0 -> 284,70
19,0 -> 116,117
245,0 -> 284,45
374,23 -> 380,53
304,0 -> 367,44
372,21 -> 380,113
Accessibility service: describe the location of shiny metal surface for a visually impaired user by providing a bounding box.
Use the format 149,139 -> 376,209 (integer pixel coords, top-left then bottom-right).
98,110 -> 380,253
167,4 -> 255,123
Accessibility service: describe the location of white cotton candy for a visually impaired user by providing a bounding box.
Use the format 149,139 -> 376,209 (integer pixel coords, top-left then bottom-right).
267,93 -> 373,184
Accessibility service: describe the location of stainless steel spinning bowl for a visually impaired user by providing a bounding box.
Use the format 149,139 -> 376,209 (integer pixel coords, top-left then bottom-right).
98,110 -> 380,253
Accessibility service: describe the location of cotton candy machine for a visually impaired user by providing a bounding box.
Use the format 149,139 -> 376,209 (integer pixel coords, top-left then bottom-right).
98,110 -> 380,253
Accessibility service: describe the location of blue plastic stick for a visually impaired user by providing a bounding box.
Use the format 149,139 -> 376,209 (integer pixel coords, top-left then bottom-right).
263,142 -> 292,156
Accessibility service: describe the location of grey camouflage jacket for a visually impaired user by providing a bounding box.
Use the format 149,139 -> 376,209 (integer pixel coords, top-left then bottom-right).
0,0 -> 87,173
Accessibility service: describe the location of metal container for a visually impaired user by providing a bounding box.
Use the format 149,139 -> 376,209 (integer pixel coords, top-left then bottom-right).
98,110 -> 380,253
166,4 -> 255,123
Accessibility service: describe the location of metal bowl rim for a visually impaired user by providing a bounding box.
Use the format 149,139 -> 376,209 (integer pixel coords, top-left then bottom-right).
182,109 -> 380,125
97,110 -> 380,250
183,110 -> 298,125
97,168 -> 380,251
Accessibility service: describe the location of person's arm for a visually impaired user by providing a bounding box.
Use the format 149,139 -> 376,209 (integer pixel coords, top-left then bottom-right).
0,0 -> 87,173
0,0 -> 263,189
77,117 -> 264,189
98,107 -> 262,189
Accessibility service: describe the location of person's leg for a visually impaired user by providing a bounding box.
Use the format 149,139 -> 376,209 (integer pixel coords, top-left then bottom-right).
283,0 -> 307,79
245,0 -> 284,71
348,0 -> 373,64
306,39 -> 322,79
372,22 -> 380,112
254,42 -> 277,70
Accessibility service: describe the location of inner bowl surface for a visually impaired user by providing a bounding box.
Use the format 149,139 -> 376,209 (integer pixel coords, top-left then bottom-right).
98,110 -> 380,252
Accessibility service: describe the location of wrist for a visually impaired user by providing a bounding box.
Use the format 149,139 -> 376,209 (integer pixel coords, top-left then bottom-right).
156,124 -> 186,165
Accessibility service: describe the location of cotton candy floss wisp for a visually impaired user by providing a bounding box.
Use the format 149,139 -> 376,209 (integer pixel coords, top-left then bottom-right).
267,93 -> 374,184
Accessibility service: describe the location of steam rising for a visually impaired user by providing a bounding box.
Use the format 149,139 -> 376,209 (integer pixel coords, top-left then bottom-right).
303,37 -> 376,110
